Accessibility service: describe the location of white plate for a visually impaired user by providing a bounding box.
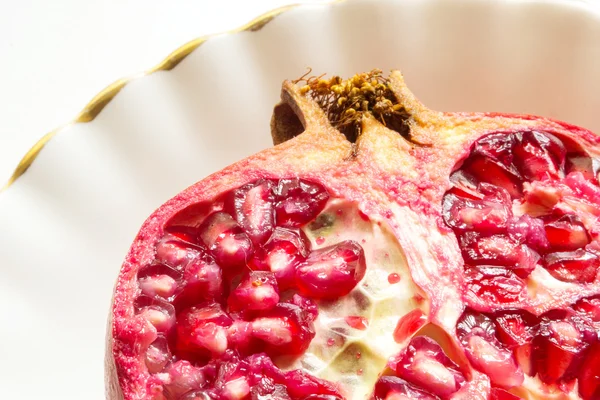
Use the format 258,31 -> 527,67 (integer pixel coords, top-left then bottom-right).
1,0 -> 600,398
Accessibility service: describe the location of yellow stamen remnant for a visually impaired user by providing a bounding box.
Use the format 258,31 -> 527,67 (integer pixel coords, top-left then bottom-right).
294,69 -> 410,143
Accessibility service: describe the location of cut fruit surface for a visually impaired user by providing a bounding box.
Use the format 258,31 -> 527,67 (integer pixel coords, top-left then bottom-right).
108,70 -> 600,400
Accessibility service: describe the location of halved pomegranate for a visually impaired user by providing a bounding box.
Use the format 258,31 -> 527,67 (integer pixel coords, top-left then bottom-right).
107,70 -> 600,399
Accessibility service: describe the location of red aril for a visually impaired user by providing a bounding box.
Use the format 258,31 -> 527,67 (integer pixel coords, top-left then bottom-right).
252,226 -> 310,289
490,388 -> 522,400
543,249 -> 600,283
371,376 -> 438,400
199,212 -> 253,269
251,301 -> 316,356
532,310 -> 597,384
173,303 -> 233,361
107,70 -> 600,400
456,310 -> 524,388
173,253 -> 223,309
274,178 -> 329,227
544,214 -> 590,251
389,336 -> 466,397
295,240 -> 366,299
512,130 -> 566,181
228,271 -> 280,312
578,342 -> 600,399
224,179 -> 276,245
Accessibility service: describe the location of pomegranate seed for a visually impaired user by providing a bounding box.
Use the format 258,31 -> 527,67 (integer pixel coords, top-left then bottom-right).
544,214 -> 590,251
449,170 -> 481,199
251,385 -> 291,400
457,310 -> 524,388
565,171 -> 600,204
289,294 -> 319,322
162,360 -> 206,400
174,254 -> 223,309
316,236 -> 326,245
507,215 -> 550,252
442,187 -> 512,233
391,336 -> 466,397
565,153 -> 596,181
533,311 -> 597,384
179,391 -> 211,400
543,249 -> 599,283
221,376 -> 250,399
393,309 -> 428,344
460,232 -> 540,277
251,302 -> 315,356
494,310 -> 539,347
174,303 -> 233,360
275,178 -> 329,227
462,155 -> 522,198
574,295 -> 600,321
253,227 -> 310,289
139,274 -> 178,299
284,369 -> 342,399
513,131 -> 566,181
578,342 -> 600,400
225,179 -> 276,245
388,272 -> 401,284
345,316 -> 369,330
296,240 -> 366,299
494,310 -> 539,376
472,133 -> 516,166
145,335 -> 170,373
490,388 -> 522,400
137,300 -> 176,333
155,234 -> 202,270
199,212 -> 253,269
226,320 -> 254,355
137,262 -> 182,281
371,376 -> 438,400
465,267 -> 527,305
228,271 -> 280,312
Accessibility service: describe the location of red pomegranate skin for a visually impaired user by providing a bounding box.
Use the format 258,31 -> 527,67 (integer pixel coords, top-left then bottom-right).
107,71 -> 600,400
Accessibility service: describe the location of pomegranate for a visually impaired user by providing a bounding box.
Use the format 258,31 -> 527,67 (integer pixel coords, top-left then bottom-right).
107,70 -> 600,400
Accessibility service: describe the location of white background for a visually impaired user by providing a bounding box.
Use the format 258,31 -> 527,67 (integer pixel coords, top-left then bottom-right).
0,0 -> 325,185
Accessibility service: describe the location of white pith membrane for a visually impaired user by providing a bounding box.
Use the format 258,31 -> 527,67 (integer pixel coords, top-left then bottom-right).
290,200 -> 424,399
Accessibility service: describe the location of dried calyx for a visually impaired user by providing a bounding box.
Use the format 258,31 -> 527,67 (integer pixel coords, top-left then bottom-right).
108,70 -> 600,400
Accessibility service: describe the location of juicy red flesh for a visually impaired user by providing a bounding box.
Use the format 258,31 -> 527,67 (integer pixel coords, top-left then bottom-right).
133,178 -> 367,399
543,249 -> 600,283
456,304 -> 600,399
443,130 -> 600,398
371,376 -> 439,400
389,336 -> 466,397
161,351 -> 342,400
456,310 -> 524,388
295,240 -> 366,299
228,271 -> 280,312
490,388 -> 522,400
275,178 -> 329,227
443,130 -> 600,296
252,227 -> 310,289
532,310 -> 597,384
224,179 -> 276,245
199,212 -> 254,270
